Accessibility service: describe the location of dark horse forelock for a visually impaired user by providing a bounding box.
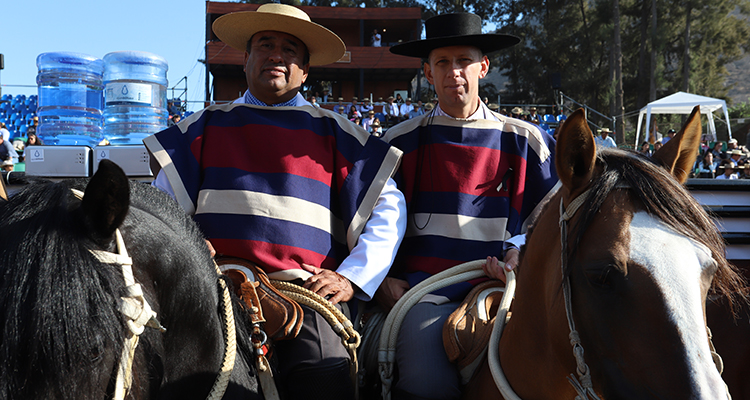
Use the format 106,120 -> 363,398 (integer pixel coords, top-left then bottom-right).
0,180 -> 125,399
565,148 -> 745,312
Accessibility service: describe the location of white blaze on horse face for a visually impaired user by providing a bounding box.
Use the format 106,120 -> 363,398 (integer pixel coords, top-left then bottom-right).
628,211 -> 726,398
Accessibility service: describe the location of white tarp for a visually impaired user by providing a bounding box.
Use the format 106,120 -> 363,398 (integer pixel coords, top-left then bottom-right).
635,91 -> 732,145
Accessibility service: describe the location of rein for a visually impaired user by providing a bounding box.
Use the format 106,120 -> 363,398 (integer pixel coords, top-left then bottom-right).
72,188 -> 236,400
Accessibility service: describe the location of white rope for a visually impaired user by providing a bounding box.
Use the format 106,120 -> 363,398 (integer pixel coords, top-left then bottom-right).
486,269 -> 520,400
89,229 -> 165,400
378,260 -> 487,400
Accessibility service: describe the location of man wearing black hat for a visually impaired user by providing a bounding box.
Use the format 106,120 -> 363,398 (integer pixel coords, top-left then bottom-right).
144,5 -> 406,400
380,12 -> 558,400
662,128 -> 677,144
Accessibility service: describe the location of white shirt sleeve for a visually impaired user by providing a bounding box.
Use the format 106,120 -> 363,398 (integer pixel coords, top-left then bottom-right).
335,177 -> 407,301
503,233 -> 526,253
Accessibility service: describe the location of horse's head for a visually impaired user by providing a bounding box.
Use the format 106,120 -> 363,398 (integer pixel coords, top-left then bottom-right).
0,160 -> 259,399
528,107 -> 745,399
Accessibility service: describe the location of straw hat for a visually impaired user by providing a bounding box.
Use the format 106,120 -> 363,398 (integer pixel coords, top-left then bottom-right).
371,119 -> 381,127
1,159 -> 13,167
424,103 -> 435,111
511,107 -> 523,115
390,13 -> 519,59
212,4 -> 346,66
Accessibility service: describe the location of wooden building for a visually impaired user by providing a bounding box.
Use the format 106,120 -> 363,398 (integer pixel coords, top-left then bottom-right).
205,2 -> 423,106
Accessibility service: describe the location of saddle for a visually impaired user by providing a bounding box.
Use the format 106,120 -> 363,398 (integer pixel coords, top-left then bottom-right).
216,257 -> 304,341
442,280 -> 507,384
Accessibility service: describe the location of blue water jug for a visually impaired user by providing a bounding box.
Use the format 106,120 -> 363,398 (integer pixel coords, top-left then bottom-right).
103,51 -> 168,145
36,52 -> 105,146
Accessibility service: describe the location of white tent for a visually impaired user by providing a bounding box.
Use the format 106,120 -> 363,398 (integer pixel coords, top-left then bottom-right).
635,91 -> 732,145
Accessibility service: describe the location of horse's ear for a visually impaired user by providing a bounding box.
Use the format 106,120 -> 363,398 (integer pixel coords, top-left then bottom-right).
82,159 -> 130,239
555,108 -> 596,192
652,105 -> 702,184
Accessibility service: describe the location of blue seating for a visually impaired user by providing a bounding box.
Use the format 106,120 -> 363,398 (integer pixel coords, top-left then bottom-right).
539,123 -> 550,131
374,112 -> 386,124
543,114 -> 556,124
557,114 -> 567,122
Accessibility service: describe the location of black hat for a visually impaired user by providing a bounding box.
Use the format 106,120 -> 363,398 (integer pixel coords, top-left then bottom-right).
390,13 -> 520,59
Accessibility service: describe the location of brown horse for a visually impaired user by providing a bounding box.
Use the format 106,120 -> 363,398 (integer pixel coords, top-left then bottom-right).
465,107 -> 746,399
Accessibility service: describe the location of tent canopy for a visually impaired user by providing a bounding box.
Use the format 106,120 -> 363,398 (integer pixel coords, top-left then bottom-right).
635,91 -> 732,146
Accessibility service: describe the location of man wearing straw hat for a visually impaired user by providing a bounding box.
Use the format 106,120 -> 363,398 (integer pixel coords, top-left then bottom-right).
144,4 -> 406,399
380,12 -> 558,400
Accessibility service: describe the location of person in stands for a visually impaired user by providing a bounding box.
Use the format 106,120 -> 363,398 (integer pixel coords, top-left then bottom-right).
144,5 -> 406,400
594,128 -> 617,149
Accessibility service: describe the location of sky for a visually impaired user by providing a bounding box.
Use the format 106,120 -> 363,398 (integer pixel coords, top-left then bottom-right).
1,0 -> 208,112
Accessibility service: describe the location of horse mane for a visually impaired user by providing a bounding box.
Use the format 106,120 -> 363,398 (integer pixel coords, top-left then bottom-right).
0,179 -> 125,398
566,148 -> 747,313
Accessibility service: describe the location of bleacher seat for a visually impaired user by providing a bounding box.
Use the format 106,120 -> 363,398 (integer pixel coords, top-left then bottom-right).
543,114 -> 556,124
539,123 -> 550,131
557,114 -> 567,122
375,112 -> 386,124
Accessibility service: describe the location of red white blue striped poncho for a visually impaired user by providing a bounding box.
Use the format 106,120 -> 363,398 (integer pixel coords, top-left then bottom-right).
383,113 -> 559,300
144,103 -> 402,276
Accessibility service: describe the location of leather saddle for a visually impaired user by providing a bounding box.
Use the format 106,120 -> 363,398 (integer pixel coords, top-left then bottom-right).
216,257 -> 304,341
443,280 -> 507,384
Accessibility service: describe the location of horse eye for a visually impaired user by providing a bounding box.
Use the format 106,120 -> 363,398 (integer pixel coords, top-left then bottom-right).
585,265 -> 615,289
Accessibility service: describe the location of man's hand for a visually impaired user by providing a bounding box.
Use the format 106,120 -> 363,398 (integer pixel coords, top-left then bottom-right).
301,263 -> 354,304
374,277 -> 410,311
482,248 -> 520,283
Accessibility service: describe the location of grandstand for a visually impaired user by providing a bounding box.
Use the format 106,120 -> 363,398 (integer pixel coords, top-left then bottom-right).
0,93 -> 37,139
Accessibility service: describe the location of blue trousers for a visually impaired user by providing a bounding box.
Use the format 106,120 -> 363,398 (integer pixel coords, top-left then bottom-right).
395,301 -> 462,400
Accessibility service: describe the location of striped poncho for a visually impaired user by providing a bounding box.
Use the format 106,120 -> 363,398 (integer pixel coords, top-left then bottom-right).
384,114 -> 558,300
144,103 -> 402,276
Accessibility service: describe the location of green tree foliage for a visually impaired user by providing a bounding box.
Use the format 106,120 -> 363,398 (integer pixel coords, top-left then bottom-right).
487,0 -> 750,115
237,0 -> 750,119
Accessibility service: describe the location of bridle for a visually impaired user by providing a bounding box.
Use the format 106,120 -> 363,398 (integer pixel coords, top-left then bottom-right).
558,188 -> 600,400
72,188 -> 236,400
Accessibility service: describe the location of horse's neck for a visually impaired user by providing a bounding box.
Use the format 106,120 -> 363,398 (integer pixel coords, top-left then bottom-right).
498,215 -> 578,397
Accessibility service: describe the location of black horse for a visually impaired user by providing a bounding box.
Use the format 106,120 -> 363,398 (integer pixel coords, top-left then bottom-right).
0,160 -> 262,399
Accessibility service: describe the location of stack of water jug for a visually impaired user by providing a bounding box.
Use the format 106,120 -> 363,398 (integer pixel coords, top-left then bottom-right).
36,51 -> 169,146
